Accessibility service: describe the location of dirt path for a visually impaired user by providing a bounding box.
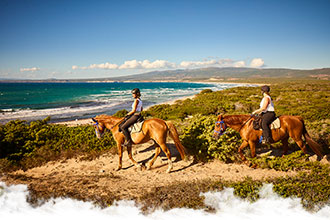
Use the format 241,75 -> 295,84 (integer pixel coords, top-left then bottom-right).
1,141 -> 296,205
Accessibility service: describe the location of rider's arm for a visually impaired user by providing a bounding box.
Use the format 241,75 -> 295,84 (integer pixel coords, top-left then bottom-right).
127,99 -> 139,116
253,97 -> 269,114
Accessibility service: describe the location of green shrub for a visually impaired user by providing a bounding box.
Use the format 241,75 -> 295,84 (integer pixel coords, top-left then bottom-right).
180,115 -> 242,162
249,151 -> 310,171
0,118 -> 115,171
113,109 -> 128,117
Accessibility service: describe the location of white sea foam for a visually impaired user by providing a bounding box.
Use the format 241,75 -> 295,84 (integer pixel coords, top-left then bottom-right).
0,182 -> 329,220
0,102 -> 122,122
0,83 -> 248,123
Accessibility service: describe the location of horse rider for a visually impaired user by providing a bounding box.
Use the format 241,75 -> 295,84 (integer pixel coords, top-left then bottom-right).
119,88 -> 143,147
252,85 -> 276,144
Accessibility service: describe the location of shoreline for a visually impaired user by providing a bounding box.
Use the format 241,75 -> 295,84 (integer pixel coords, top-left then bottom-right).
52,81 -> 260,127
2,81 -> 257,126
53,94 -> 197,126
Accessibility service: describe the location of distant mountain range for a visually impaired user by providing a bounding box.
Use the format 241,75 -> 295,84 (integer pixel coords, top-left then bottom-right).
106,67 -> 330,81
1,67 -> 329,82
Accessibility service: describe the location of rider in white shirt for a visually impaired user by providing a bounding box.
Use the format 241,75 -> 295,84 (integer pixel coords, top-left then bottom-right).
252,85 -> 276,144
119,88 -> 143,147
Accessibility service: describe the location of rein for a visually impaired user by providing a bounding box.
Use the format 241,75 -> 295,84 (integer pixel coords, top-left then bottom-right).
94,117 -> 126,137
238,114 -> 255,132
110,118 -> 126,130
214,114 -> 255,136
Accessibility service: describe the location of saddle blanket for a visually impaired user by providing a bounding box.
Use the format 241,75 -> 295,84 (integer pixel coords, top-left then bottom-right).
263,118 -> 281,130
128,121 -> 144,134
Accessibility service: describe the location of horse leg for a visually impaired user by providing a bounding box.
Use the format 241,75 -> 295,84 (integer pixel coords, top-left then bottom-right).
295,138 -> 308,155
115,142 -> 123,171
127,145 -> 142,170
238,140 -> 249,161
159,143 -> 173,173
249,140 -> 257,158
146,144 -> 161,170
281,137 -> 289,157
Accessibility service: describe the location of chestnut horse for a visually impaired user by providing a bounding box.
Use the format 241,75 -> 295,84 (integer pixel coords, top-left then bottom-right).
92,114 -> 185,173
213,114 -> 323,161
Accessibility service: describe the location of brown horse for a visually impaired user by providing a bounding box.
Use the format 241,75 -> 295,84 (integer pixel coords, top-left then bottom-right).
213,114 -> 323,161
92,114 -> 185,173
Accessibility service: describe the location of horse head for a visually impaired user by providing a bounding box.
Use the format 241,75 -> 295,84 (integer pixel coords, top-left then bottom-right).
92,118 -> 106,139
213,114 -> 227,140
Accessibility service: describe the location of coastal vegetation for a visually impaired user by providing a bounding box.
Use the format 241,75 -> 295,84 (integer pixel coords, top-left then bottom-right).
0,117 -> 115,172
0,79 -> 329,211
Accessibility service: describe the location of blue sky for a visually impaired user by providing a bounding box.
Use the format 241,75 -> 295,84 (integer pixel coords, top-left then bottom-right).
0,0 -> 329,79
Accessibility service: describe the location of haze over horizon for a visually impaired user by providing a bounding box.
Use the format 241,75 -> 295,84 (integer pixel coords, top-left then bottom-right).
1,0 -> 329,79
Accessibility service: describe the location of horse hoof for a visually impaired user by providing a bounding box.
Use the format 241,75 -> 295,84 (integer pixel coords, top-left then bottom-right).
115,167 -> 121,171
244,161 -> 252,167
136,164 -> 145,171
166,168 -> 172,173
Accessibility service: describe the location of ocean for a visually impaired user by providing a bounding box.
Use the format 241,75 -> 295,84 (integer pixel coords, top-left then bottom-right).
0,82 -> 244,123
0,182 -> 329,220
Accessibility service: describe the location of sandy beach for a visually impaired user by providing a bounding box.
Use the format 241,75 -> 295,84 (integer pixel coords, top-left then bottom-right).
53,94 -> 197,127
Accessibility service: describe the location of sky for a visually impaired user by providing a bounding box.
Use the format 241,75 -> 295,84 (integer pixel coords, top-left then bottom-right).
0,0 -> 330,79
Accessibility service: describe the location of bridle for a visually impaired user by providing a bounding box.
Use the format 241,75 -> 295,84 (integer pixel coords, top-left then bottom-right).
214,120 -> 227,136
93,117 -> 126,138
214,114 -> 255,137
94,121 -> 105,138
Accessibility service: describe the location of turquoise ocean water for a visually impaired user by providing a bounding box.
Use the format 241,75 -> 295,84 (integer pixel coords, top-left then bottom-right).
0,82 -> 243,123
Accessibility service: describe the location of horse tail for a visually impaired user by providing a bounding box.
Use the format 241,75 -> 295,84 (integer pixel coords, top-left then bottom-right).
300,117 -> 323,157
166,121 -> 186,160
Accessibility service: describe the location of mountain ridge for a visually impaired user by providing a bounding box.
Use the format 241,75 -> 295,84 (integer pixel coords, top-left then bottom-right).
1,67 -> 329,82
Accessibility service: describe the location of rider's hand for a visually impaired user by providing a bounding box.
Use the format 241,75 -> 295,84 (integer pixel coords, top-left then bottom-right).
252,109 -> 261,115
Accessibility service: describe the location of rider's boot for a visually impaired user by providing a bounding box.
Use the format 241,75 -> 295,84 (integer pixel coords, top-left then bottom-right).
122,138 -> 132,147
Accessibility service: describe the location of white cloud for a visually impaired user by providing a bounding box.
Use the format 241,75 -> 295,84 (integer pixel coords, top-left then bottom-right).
72,62 -> 118,70
118,59 -> 177,69
20,67 -> 40,72
89,62 -> 119,69
73,60 -> 176,70
119,60 -> 142,69
250,58 -> 265,68
142,60 -> 176,69
233,61 -> 246,67
179,59 -> 217,68
179,59 -> 247,68
72,57 -> 264,71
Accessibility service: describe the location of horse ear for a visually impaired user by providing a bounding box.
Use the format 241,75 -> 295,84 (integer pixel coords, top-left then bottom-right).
92,118 -> 98,123
218,114 -> 224,120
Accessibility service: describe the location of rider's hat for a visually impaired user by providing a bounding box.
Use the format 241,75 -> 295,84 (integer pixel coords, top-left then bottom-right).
131,88 -> 141,95
261,85 -> 270,93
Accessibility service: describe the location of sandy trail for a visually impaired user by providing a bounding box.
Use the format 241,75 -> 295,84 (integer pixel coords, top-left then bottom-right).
2,140 -> 296,203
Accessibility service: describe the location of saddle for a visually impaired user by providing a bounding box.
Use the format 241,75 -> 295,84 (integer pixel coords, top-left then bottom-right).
119,114 -> 145,134
128,114 -> 144,134
128,120 -> 144,134
253,115 -> 281,130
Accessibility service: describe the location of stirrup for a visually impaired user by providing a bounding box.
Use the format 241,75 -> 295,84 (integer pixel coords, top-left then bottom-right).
262,137 -> 272,144
122,139 -> 132,147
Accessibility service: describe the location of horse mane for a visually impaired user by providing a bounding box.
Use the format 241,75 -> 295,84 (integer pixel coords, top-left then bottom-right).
95,114 -> 122,122
223,115 -> 250,125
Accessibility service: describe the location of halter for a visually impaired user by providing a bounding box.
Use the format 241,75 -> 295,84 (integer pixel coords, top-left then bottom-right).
94,121 -> 104,138
214,120 -> 227,136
